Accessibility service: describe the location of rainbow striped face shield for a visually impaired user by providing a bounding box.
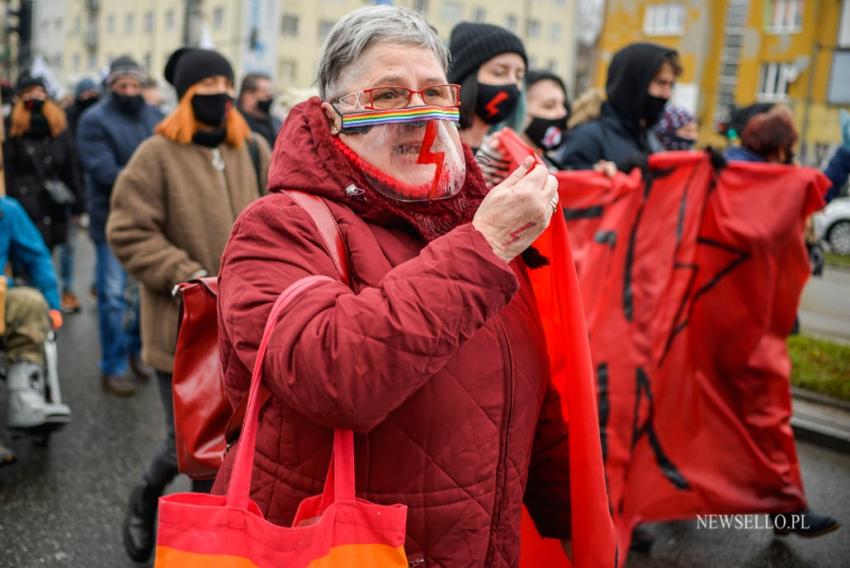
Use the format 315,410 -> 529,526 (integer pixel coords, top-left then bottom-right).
331,90 -> 466,202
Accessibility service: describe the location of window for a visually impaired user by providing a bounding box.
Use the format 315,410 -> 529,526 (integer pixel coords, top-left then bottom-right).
413,0 -> 429,14
73,53 -> 81,72
125,13 -> 134,33
281,14 -> 299,36
106,14 -> 115,34
839,0 -> 850,47
473,7 -> 486,22
527,19 -> 541,39
87,53 -> 97,71
643,3 -> 685,36
213,7 -> 225,31
279,59 -> 297,83
757,62 -> 793,101
144,52 -> 152,71
547,59 -> 558,72
828,50 -> 850,104
144,11 -> 155,32
766,0 -> 802,33
440,1 -> 462,23
505,14 -> 518,32
165,10 -> 176,32
549,23 -> 562,42
72,15 -> 81,34
319,20 -> 335,43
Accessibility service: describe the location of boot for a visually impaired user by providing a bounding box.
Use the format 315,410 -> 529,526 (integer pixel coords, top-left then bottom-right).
129,355 -> 155,383
772,509 -> 841,538
0,442 -> 16,467
630,525 -> 655,552
123,481 -> 160,562
60,291 -> 81,314
102,373 -> 137,397
6,362 -> 71,430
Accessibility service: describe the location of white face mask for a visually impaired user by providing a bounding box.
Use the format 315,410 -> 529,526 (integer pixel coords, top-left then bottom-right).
335,106 -> 467,202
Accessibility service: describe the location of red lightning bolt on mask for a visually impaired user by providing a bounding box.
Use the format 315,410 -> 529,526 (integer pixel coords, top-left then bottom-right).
415,120 -> 446,199
485,91 -> 509,119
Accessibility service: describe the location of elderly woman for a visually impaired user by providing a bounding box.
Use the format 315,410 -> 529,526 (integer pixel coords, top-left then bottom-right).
213,6 -> 572,566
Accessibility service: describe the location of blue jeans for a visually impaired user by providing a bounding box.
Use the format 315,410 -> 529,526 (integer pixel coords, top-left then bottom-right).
95,242 -> 141,376
56,226 -> 75,294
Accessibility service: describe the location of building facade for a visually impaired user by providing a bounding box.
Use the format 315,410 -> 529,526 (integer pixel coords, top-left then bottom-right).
24,0 -> 578,104
594,0 -> 850,163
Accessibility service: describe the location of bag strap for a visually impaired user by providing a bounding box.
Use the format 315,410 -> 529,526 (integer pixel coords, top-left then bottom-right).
284,190 -> 351,282
224,191 -> 350,444
226,274 -> 335,508
227,190 -> 355,508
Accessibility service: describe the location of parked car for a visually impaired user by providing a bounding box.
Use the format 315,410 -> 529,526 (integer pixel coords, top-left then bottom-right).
814,197 -> 850,256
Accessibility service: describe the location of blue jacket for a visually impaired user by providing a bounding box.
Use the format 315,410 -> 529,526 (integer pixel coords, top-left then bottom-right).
76,95 -> 163,242
0,197 -> 60,309
824,146 -> 850,203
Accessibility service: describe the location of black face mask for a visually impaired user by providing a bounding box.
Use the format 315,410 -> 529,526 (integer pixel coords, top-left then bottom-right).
667,134 -> 696,151
256,97 -> 273,115
643,95 -> 669,127
475,82 -> 520,125
77,96 -> 99,111
114,93 -> 145,114
525,115 -> 568,150
24,99 -> 45,113
192,93 -> 231,127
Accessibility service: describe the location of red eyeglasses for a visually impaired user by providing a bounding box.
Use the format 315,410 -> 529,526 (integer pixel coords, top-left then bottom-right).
334,84 -> 461,110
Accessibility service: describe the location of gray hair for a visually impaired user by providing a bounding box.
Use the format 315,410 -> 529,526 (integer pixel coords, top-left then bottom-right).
317,6 -> 449,100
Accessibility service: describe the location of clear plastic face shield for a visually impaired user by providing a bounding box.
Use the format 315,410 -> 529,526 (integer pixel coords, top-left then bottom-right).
332,84 -> 467,202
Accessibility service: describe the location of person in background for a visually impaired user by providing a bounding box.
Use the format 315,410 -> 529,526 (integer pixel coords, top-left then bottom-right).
107,47 -> 270,564
55,78 -> 101,315
447,22 -> 527,188
654,105 -> 698,151
521,70 -> 571,168
449,21 -> 527,152
237,72 -> 281,148
3,74 -> 86,318
141,77 -> 165,110
1,195 -> 69,444
726,104 -> 850,204
66,78 -> 100,136
555,42 -> 682,172
77,56 -> 163,396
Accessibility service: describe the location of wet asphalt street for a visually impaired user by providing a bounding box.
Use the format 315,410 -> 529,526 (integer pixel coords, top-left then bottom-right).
1,233 -> 849,567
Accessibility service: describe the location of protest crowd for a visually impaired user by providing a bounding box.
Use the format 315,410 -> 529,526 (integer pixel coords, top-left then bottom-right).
2,4 -> 850,567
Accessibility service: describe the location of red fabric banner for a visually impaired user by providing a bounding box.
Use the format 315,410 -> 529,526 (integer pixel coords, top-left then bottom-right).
493,129 -> 829,564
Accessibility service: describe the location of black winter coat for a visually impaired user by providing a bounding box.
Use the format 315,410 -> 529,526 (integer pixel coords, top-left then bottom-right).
554,103 -> 660,172
3,126 -> 85,249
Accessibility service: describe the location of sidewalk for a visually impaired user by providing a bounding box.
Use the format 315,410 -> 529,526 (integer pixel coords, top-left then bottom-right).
791,387 -> 850,453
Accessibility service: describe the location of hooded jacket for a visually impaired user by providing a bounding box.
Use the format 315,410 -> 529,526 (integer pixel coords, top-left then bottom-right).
555,43 -> 676,171
212,98 -> 572,567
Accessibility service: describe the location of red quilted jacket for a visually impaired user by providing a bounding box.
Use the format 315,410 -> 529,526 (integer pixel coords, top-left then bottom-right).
213,98 -> 571,567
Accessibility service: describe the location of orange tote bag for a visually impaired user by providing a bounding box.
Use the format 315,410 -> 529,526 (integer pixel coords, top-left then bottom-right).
154,274 -> 409,567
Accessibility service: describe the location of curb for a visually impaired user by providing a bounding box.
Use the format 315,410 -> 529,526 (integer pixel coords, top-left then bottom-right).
791,391 -> 850,454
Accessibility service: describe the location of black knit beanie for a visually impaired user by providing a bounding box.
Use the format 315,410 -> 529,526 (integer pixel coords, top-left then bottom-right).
447,22 -> 527,85
164,47 -> 234,100
525,70 -> 568,101
15,74 -> 47,94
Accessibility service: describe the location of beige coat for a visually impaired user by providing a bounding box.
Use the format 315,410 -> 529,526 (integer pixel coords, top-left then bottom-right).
107,133 -> 271,372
